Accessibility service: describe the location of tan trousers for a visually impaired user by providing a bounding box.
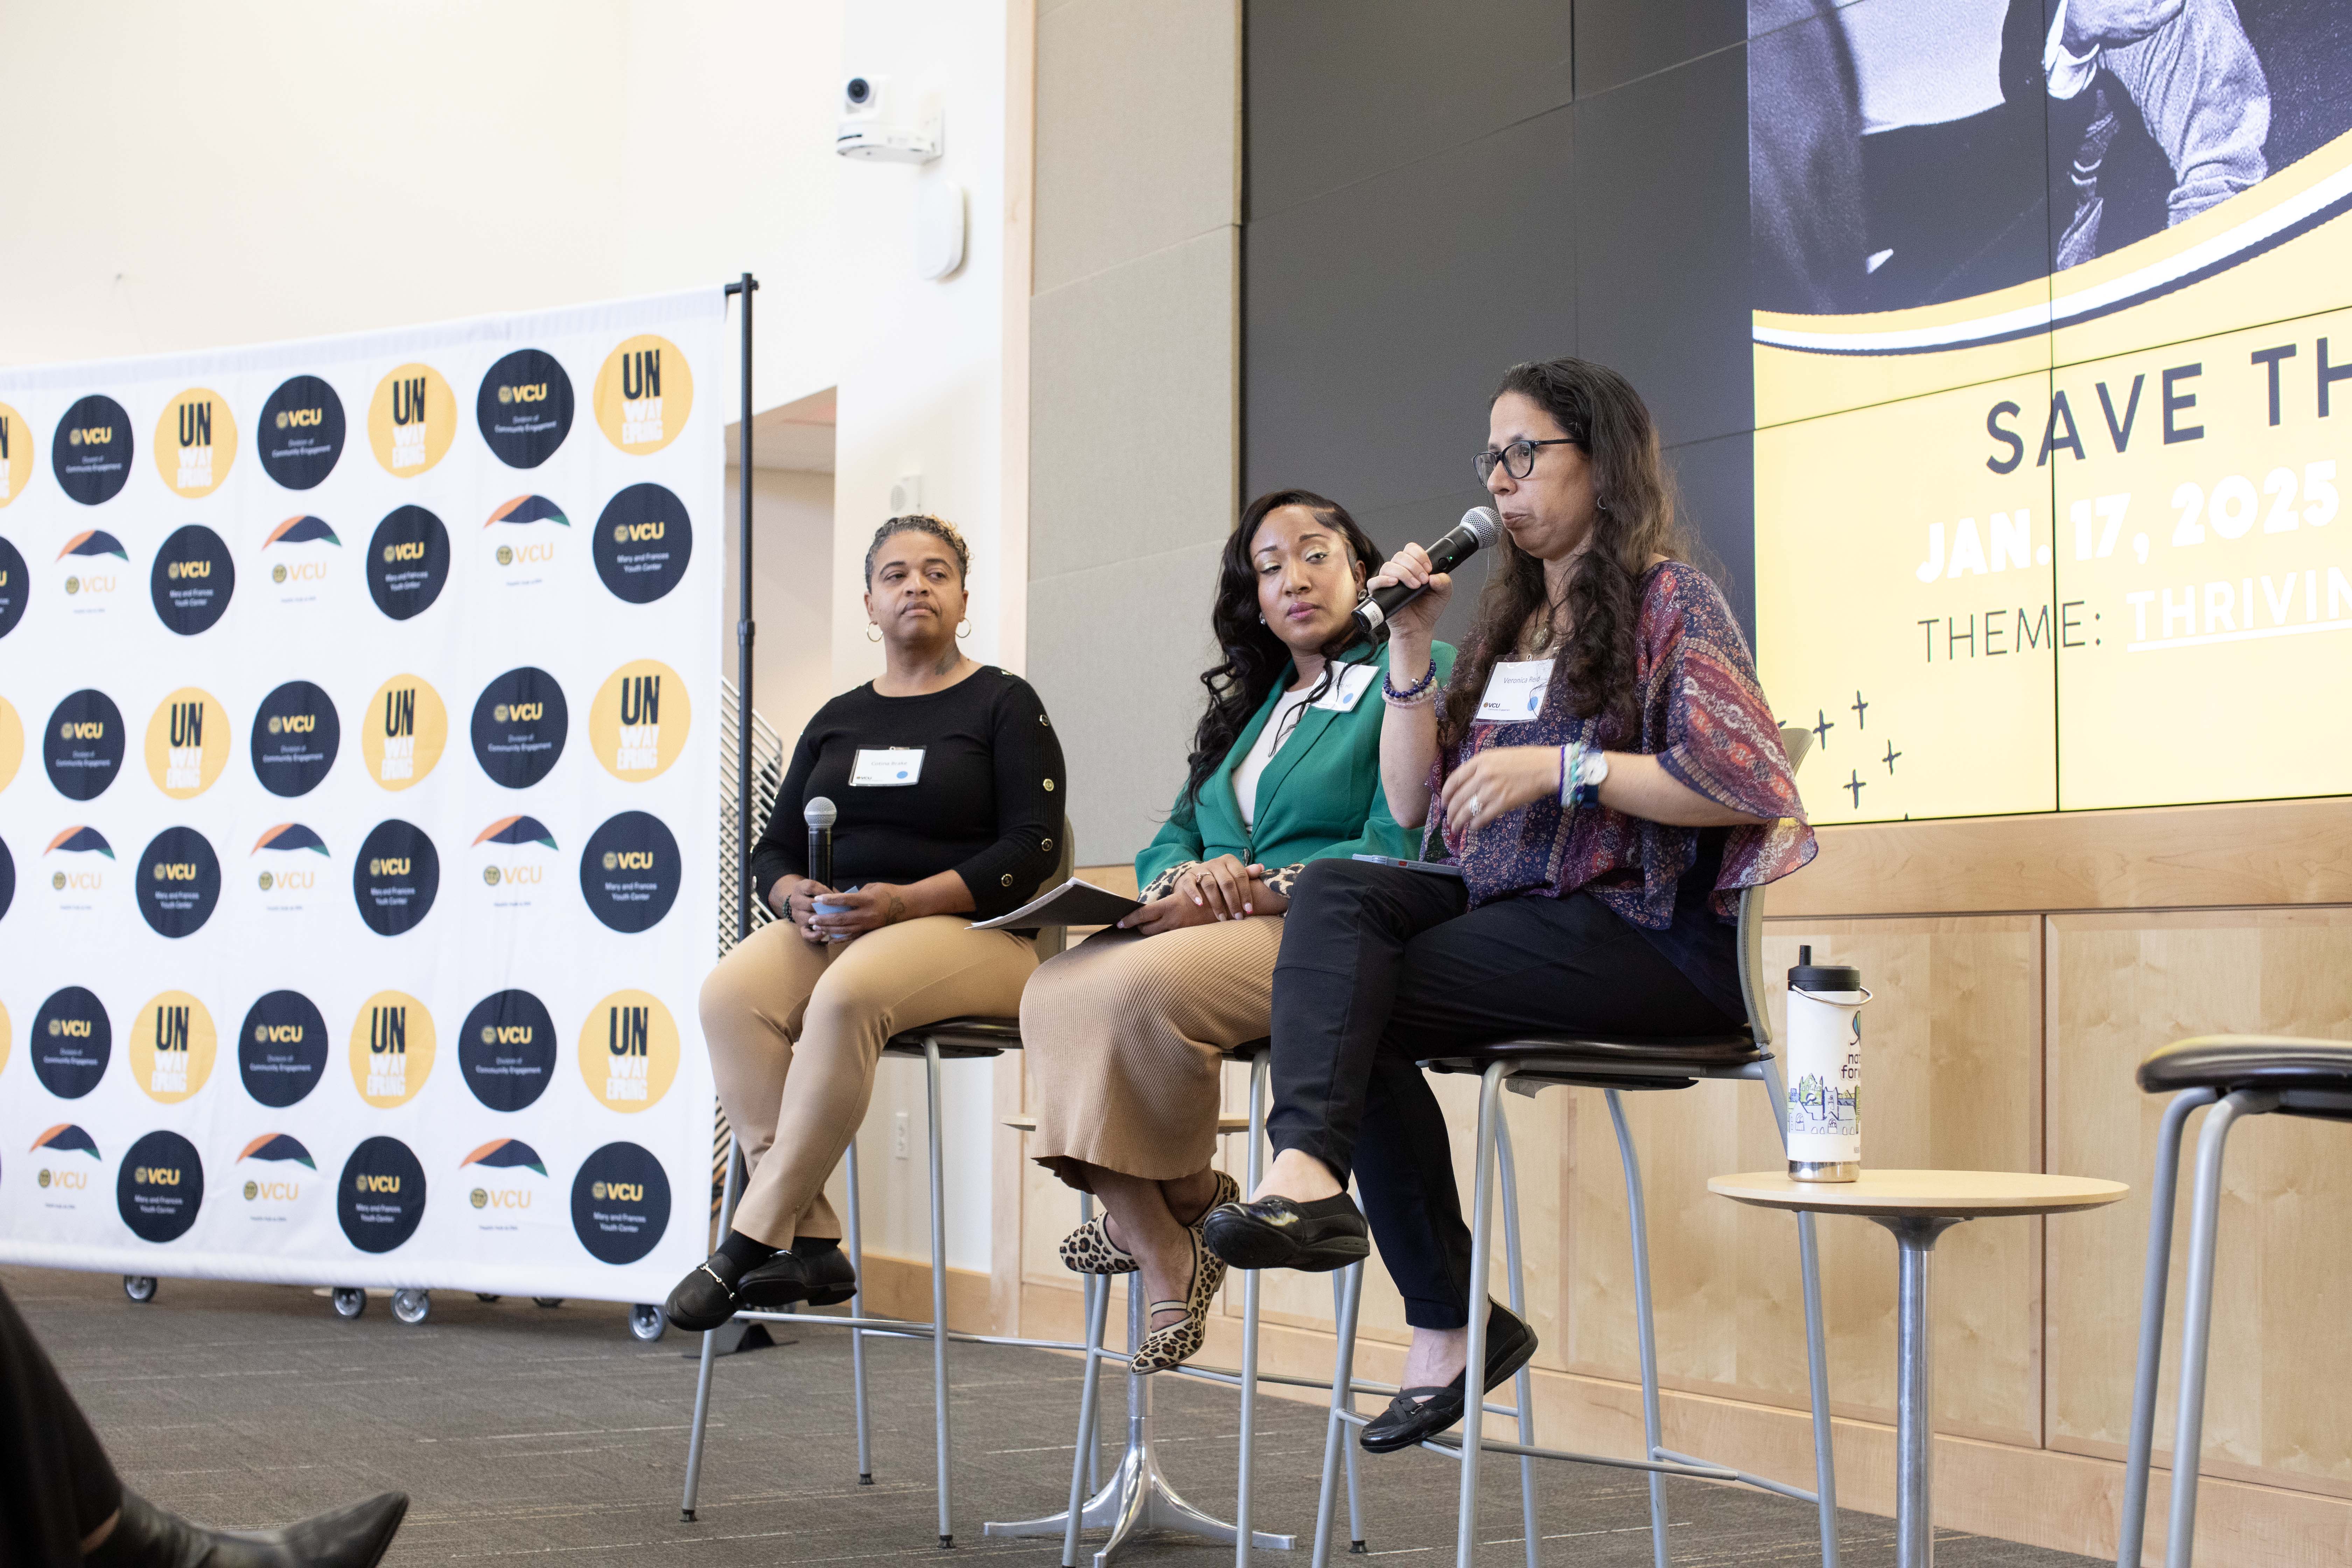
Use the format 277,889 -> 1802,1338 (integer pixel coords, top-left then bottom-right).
1022,916 -> 1283,1190
701,914 -> 1041,1246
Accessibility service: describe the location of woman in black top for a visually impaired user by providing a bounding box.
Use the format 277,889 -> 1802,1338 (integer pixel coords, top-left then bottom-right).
665,515 -> 1064,1331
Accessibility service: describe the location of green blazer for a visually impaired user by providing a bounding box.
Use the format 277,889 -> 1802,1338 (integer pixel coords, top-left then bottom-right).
1137,641 -> 1457,890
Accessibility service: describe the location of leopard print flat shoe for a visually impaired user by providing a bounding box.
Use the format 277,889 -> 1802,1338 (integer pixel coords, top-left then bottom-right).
1059,1170 -> 1238,1276
1130,1228 -> 1227,1374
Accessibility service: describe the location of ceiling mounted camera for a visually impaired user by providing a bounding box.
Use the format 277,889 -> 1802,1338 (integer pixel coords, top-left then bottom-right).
836,72 -> 942,164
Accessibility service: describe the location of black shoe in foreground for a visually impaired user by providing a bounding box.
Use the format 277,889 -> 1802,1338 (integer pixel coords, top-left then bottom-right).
90,1488 -> 407,1568
663,1252 -> 747,1332
1201,1193 -> 1370,1273
1360,1301 -> 1538,1454
739,1245 -> 858,1309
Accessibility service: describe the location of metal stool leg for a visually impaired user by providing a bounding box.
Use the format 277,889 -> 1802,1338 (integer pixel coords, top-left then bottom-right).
1063,1263 -> 1114,1567
1314,1261 -> 1366,1566
1452,1062 -> 1505,1568
924,1040 -> 955,1548
1605,1090 -> 1670,1568
2118,1088 -> 2219,1568
680,1138 -> 743,1521
1236,1053 -> 1270,1566
846,1140 -> 874,1485
1494,1109 -> 1538,1568
1343,1375 -> 1366,1556
2164,1089 -> 2273,1568
1759,1058 -> 1840,1568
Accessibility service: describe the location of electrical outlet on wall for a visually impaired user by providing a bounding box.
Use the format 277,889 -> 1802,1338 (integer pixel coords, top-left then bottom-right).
894,1111 -> 910,1159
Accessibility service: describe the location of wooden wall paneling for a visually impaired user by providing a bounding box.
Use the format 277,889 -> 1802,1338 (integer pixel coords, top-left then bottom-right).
1770,798 -> 2352,919
2046,908 -> 2352,1512
1751,918 -> 2045,1447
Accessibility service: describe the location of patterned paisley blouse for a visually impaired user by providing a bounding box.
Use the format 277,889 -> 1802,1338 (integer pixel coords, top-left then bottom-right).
1429,561 -> 1815,934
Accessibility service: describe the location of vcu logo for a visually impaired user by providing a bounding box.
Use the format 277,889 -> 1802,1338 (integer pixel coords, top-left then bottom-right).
254,1021 -> 306,1044
481,1024 -> 535,1046
135,1165 -> 182,1186
612,519 -> 665,544
382,540 -> 428,562
497,382 -> 550,404
67,425 -> 114,447
591,1180 -> 644,1202
153,860 -> 200,880
354,1172 -> 401,1194
368,856 -> 411,876
165,558 -> 213,579
276,406 -> 325,429
52,1017 -> 94,1038
60,720 -> 106,741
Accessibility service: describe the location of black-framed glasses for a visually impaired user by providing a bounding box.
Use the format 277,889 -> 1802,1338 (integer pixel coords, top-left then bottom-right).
1474,437 -> 1579,484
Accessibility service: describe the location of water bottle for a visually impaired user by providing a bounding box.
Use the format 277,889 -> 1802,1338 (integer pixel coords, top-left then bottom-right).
1785,945 -> 1868,1182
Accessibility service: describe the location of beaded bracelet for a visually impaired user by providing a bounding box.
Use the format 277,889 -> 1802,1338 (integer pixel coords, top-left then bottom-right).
1381,660 -> 1439,706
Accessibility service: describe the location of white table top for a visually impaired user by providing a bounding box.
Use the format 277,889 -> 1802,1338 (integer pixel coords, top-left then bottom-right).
1707,1169 -> 2129,1219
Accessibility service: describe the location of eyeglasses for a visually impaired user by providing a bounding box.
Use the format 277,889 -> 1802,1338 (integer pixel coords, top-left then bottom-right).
1474,437 -> 1580,484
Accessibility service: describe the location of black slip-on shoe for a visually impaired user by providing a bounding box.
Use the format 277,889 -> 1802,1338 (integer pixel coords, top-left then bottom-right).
91,1488 -> 408,1568
1201,1193 -> 1370,1273
663,1252 -> 747,1332
1360,1301 -> 1538,1454
739,1246 -> 859,1309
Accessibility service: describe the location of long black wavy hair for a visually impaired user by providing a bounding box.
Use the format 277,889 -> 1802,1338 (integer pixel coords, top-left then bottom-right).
1436,359 -> 1698,756
1180,489 -> 1384,806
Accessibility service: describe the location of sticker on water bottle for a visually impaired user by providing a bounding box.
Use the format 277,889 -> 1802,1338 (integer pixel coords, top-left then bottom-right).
1784,981 -> 1869,1170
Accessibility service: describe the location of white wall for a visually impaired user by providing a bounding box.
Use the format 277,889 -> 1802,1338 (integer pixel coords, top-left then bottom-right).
0,0 -> 1016,1273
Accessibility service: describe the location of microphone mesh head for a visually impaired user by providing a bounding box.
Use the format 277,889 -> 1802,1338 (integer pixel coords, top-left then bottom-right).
1460,507 -> 1501,548
804,796 -> 838,830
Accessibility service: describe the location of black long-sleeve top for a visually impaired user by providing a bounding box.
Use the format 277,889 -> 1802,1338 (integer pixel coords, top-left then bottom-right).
749,666 -> 1065,923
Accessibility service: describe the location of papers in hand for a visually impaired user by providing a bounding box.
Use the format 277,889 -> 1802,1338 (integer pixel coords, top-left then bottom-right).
969,876 -> 1144,931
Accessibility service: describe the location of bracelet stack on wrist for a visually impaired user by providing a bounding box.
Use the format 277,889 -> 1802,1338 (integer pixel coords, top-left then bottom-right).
1381,659 -> 1439,707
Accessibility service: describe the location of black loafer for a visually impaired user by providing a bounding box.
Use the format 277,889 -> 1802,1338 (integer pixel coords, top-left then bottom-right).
1360,1301 -> 1538,1454
740,1246 -> 858,1309
95,1486 -> 408,1568
663,1252 -> 746,1332
1201,1194 -> 1370,1273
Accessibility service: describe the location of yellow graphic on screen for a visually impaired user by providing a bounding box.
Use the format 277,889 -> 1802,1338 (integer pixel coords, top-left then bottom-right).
360,673 -> 447,790
144,688 -> 230,799
0,695 -> 21,792
1753,39 -> 2352,823
0,401 -> 33,505
578,989 -> 678,1113
588,659 -> 690,781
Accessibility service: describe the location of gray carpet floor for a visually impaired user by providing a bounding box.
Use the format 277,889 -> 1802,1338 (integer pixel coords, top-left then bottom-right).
7,1265 -> 2099,1568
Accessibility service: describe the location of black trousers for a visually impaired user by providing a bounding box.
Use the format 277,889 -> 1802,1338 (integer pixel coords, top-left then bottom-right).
1,1280 -> 121,1567
1266,858 -> 1741,1330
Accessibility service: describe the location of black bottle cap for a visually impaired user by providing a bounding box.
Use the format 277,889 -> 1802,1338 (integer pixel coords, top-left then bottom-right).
1789,944 -> 1862,992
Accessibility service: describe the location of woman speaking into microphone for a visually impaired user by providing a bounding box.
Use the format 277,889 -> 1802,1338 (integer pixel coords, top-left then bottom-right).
665,514 -> 1063,1332
1202,359 -> 1816,1451
1021,489 -> 1452,1373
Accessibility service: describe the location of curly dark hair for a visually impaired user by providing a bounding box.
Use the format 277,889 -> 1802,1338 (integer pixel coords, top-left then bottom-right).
1180,489 -> 1383,806
1436,358 -> 1696,756
862,513 -> 971,584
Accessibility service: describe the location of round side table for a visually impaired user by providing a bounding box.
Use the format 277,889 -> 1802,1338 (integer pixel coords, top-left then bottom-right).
1707,1170 -> 2128,1568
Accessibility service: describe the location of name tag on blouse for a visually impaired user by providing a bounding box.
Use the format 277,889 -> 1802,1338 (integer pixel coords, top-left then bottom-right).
850,747 -> 926,786
1310,664 -> 1380,713
1476,659 -> 1554,721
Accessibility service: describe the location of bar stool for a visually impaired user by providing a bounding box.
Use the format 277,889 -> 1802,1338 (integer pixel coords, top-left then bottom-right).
2116,1035 -> 2352,1568
1310,729 -> 1842,1568
987,1038 -> 1359,1564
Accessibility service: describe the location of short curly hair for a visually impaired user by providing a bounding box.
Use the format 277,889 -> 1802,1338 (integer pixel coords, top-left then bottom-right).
863,514 -> 971,585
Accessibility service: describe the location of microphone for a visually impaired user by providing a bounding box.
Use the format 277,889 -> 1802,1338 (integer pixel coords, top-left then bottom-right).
1351,506 -> 1500,637
804,796 -> 837,889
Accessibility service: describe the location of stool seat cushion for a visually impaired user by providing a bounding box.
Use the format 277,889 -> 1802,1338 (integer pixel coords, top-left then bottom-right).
1423,1031 -> 1760,1076
2139,1034 -> 2352,1098
884,1016 -> 1023,1058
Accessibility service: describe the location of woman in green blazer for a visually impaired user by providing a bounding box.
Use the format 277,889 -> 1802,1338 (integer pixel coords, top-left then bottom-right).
1023,488 -> 1455,1371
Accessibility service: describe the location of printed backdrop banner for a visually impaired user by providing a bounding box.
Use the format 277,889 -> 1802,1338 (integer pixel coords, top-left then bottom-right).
0,289 -> 723,1306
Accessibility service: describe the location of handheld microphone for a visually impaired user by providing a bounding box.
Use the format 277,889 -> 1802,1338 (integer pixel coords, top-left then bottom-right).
1351,506 -> 1501,637
804,796 -> 837,889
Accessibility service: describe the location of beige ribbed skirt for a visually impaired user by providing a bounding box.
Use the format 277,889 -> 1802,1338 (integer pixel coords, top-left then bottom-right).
1022,916 -> 1284,1190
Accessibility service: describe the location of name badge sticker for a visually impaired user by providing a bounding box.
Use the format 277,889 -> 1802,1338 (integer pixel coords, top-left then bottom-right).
1475,659 -> 1554,722
850,747 -> 926,786
1311,664 -> 1380,713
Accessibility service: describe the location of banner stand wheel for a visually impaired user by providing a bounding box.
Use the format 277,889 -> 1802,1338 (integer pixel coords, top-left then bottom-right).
475,1293 -> 503,1303
391,1289 -> 431,1325
122,1276 -> 158,1304
331,1287 -> 367,1320
532,1296 -> 565,1309
630,1303 -> 667,1342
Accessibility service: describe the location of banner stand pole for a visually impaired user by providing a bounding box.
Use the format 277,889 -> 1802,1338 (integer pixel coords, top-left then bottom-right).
723,273 -> 759,950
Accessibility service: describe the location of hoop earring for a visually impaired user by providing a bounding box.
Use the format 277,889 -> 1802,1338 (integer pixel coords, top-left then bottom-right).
956,618 -> 972,639
865,623 -> 882,644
